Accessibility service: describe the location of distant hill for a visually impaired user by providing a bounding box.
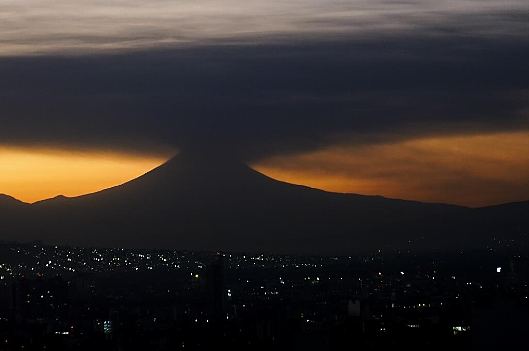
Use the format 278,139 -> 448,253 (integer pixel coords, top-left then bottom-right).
0,154 -> 527,253
0,194 -> 27,207
452,200 -> 529,249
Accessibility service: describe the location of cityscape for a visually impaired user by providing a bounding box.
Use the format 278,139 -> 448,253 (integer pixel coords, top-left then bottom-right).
2,0 -> 529,348
1,241 -> 527,350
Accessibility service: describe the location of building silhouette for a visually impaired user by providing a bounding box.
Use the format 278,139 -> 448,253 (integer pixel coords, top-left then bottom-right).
206,253 -> 226,321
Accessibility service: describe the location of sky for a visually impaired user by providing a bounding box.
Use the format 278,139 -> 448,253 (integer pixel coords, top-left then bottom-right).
0,0 -> 528,206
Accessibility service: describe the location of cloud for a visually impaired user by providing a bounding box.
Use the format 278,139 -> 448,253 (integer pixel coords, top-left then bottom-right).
0,36 -> 528,161
1,0 -> 529,55
0,0 -> 527,159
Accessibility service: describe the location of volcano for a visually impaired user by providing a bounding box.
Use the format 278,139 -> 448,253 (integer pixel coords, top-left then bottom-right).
0,153 -> 527,253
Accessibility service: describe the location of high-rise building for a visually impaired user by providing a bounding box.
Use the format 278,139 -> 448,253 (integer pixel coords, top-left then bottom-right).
206,253 -> 226,320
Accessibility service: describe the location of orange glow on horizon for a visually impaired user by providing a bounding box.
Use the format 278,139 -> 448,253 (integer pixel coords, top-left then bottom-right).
1,131 -> 528,207
0,146 -> 170,203
253,131 -> 529,207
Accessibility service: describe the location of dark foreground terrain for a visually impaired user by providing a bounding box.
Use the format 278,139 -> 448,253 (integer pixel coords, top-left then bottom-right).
0,242 -> 528,350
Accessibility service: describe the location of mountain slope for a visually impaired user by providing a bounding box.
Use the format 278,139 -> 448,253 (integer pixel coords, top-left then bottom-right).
0,194 -> 30,241
0,194 -> 27,206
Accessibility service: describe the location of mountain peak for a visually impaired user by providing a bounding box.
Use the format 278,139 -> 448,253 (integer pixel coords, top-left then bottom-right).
144,152 -> 266,188
33,194 -> 69,205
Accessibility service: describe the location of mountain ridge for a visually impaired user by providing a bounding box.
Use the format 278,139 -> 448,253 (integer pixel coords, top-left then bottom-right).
9,155 -> 467,208
0,154 -> 527,253
0,194 -> 28,206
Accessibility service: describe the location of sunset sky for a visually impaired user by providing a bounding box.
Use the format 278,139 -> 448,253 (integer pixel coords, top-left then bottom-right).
0,146 -> 169,203
1,0 -> 528,207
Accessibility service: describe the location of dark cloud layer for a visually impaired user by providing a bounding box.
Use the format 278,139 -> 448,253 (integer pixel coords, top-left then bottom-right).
1,34 -> 528,161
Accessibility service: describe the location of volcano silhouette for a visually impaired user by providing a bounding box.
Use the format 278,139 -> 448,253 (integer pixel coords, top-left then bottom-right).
1,153 -> 527,253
